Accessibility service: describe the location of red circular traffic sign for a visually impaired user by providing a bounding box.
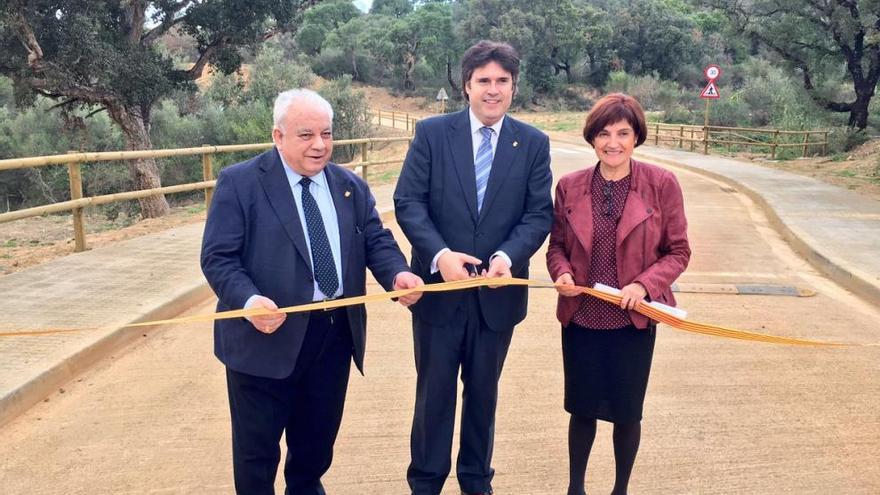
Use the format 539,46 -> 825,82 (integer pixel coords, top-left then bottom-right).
704,64 -> 722,81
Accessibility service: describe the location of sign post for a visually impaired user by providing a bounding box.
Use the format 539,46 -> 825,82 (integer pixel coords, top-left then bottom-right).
700,64 -> 722,154
436,87 -> 449,114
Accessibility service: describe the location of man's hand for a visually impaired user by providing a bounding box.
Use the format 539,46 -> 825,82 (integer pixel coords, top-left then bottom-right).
437,250 -> 482,282
245,296 -> 286,334
393,271 -> 425,307
482,255 -> 512,288
619,282 -> 648,310
554,273 -> 582,297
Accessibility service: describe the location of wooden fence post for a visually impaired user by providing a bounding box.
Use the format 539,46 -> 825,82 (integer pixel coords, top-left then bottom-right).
391,111 -> 396,129
202,147 -> 214,210
679,126 -> 684,148
360,142 -> 369,184
802,131 -> 810,158
67,155 -> 87,252
654,123 -> 660,145
823,131 -> 829,155
771,129 -> 780,159
703,126 -> 709,155
690,128 -> 695,152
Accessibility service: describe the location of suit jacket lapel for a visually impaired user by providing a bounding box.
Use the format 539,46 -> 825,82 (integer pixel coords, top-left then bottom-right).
325,164 -> 355,284
259,149 -> 312,269
449,109 -> 479,223
566,168 -> 595,252
478,117 -> 519,223
617,162 -> 652,246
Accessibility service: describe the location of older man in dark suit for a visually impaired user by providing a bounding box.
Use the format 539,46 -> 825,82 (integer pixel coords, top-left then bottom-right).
201,88 -> 423,495
394,41 -> 553,495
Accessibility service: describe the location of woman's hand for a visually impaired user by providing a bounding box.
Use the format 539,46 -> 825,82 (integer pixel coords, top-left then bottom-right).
554,273 -> 582,297
619,282 -> 647,310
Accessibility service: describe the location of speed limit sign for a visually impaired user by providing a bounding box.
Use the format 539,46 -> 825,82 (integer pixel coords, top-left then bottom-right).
704,64 -> 722,81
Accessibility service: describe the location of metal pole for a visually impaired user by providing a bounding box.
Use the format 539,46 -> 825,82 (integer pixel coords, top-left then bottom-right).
67,158 -> 87,252
703,99 -> 711,155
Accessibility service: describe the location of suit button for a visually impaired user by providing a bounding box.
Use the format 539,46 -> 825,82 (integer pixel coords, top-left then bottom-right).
647,208 -> 653,214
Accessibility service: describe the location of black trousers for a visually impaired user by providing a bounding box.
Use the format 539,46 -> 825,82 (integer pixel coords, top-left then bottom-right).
226,309 -> 352,495
408,292 -> 514,495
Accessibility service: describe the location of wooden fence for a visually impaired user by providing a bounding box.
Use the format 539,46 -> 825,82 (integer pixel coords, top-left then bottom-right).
645,123 -> 829,158
0,136 -> 411,252
374,109 -> 420,133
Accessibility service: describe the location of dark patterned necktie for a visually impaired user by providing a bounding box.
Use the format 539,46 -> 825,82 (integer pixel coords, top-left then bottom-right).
299,177 -> 338,298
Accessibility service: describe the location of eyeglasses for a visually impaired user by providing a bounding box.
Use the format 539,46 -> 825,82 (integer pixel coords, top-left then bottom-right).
602,181 -> 613,217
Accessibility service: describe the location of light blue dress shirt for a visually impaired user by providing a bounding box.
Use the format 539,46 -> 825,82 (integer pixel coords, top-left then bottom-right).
430,108 -> 512,273
245,153 -> 344,310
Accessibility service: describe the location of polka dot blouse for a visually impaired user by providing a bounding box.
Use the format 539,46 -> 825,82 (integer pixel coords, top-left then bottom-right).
571,170 -> 633,330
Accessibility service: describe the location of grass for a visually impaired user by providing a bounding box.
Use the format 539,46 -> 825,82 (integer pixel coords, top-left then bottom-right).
3,239 -> 17,248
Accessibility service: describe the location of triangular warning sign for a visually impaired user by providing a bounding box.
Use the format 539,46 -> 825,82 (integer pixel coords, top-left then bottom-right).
700,81 -> 720,99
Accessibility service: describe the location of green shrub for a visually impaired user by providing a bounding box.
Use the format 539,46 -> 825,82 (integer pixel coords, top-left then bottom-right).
605,71 -> 629,94
319,76 -> 373,163
826,128 -> 870,154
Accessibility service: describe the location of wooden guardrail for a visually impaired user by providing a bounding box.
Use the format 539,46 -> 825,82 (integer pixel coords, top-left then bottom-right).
0,136 -> 412,252
645,123 -> 829,159
374,109 -> 420,134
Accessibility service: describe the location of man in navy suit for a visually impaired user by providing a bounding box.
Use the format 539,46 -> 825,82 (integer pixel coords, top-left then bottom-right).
394,41 -> 553,495
201,89 -> 423,495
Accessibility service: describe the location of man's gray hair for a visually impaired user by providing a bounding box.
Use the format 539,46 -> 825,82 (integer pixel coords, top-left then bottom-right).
273,89 -> 334,131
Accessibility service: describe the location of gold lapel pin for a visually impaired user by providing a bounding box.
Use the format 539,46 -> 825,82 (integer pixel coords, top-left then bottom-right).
344,191 -> 352,198
512,141 -> 519,148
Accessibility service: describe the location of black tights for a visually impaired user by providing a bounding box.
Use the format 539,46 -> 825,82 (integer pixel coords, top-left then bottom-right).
567,414 -> 641,495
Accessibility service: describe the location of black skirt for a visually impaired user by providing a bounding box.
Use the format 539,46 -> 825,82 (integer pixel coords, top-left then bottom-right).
562,322 -> 656,423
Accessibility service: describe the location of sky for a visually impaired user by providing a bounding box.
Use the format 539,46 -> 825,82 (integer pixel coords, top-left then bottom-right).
352,0 -> 372,13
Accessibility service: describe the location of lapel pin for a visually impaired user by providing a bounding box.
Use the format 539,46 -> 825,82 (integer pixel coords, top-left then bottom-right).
512,141 -> 519,148
344,190 -> 351,198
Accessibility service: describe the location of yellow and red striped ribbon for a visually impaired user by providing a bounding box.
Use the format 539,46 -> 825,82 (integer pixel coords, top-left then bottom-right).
1,277 -> 876,347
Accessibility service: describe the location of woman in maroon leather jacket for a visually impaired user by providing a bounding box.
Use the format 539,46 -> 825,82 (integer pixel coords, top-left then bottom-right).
546,93 -> 691,495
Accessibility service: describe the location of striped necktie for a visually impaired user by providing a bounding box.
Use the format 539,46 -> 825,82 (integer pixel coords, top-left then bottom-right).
475,126 -> 494,212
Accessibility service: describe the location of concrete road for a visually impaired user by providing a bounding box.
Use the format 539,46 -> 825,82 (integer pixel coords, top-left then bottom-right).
1,144 -> 878,494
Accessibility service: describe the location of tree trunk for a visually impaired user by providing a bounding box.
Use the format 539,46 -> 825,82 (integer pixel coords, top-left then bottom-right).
350,51 -> 361,82
848,88 -> 873,130
107,104 -> 170,218
446,58 -> 460,96
403,52 -> 416,91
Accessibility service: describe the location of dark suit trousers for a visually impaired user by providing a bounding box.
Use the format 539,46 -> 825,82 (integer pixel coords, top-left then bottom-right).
226,309 -> 352,495
408,292 -> 514,495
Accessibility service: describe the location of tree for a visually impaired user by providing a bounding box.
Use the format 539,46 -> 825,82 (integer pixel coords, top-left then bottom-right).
370,0 -> 413,18
608,0 -> 700,80
703,0 -> 880,130
370,3 -> 452,90
0,0 -> 318,217
295,0 -> 361,55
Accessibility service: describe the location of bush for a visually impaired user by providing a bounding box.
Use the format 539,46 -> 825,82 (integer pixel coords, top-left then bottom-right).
826,128 -> 871,154
318,76 -> 373,163
605,71 -> 629,93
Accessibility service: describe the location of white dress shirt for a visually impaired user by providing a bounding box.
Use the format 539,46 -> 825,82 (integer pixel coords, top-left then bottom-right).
430,108 -> 512,273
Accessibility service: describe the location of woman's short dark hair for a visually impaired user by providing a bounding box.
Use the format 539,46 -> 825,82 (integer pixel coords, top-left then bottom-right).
582,93 -> 647,147
460,40 -> 520,101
